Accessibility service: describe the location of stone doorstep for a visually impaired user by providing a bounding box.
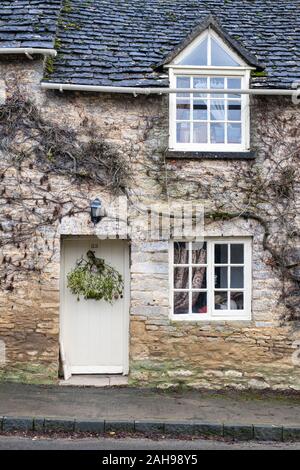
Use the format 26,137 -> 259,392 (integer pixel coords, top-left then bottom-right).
0,416 -> 299,442
59,375 -> 129,387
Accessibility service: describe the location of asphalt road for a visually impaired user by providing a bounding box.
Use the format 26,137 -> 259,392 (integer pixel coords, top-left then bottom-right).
0,436 -> 299,450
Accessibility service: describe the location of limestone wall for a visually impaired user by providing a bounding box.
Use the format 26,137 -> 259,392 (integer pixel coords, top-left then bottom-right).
0,57 -> 299,389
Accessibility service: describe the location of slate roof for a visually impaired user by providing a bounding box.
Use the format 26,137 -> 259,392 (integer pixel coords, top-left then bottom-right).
0,0 -> 299,89
0,0 -> 62,49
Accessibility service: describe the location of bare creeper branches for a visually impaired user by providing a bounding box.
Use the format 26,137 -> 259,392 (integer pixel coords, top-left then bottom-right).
0,87 -> 131,291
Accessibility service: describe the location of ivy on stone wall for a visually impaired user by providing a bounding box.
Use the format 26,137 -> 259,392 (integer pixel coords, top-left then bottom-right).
144,98 -> 300,322
0,86 -> 131,291
0,89 -> 130,192
0,85 -> 299,323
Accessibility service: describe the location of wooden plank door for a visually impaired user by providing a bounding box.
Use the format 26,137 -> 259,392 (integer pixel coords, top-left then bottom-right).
60,238 -> 129,375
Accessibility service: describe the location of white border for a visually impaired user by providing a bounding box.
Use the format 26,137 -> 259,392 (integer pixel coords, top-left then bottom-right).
171,29 -> 249,68
168,28 -> 251,152
60,236 -> 130,377
169,237 -> 252,322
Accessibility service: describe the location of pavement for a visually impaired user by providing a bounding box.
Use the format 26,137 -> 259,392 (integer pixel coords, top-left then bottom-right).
0,436 -> 299,450
0,383 -> 300,441
0,382 -> 300,425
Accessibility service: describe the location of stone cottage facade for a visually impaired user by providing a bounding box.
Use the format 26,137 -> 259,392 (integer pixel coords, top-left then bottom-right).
0,0 -> 299,390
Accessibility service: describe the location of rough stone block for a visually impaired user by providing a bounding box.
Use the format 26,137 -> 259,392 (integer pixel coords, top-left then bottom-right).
131,263 -> 168,274
224,424 -> 254,441
248,379 -> 270,389
44,418 -> 75,433
283,426 -> 300,442
134,420 -> 165,433
253,425 -> 283,441
74,419 -> 105,434
164,421 -> 194,435
224,370 -> 243,378
167,369 -> 193,378
193,422 -> 224,437
33,417 -> 45,432
132,242 -> 168,252
3,416 -> 33,432
105,420 -> 134,433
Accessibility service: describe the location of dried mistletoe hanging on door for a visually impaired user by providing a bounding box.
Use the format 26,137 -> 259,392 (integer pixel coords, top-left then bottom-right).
67,250 -> 124,303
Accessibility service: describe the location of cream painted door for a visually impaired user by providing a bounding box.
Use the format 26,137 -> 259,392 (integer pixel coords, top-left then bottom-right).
60,238 -> 129,375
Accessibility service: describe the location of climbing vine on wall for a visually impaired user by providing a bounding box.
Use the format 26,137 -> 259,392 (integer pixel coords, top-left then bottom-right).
0,85 -> 131,291
143,97 -> 300,322
0,89 -> 129,191
0,84 -> 299,323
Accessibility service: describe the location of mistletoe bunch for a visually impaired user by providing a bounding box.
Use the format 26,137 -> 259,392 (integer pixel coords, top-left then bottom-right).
67,250 -> 124,303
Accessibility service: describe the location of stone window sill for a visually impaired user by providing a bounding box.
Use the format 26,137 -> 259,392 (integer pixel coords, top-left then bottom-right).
170,320 -> 278,328
166,151 -> 256,160
170,320 -> 253,327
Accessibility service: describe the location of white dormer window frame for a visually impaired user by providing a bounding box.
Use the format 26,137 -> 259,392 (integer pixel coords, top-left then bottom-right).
168,28 -> 253,152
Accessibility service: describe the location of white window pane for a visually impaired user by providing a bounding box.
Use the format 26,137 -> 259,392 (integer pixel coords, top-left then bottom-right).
193,123 -> 207,143
176,99 -> 190,120
228,101 -> 241,121
215,267 -> 228,288
228,78 -> 241,98
172,240 -> 249,320
192,267 -> 207,289
177,122 -> 190,143
228,78 -> 241,88
215,291 -> 228,310
174,267 -> 189,289
211,100 -> 225,121
211,38 -> 240,67
192,241 -> 207,264
231,244 -> 244,263
215,244 -> 228,263
192,292 -> 207,314
230,267 -> 244,288
210,77 -> 225,97
174,242 -> 189,264
179,37 -> 208,66
211,123 -> 225,143
230,292 -> 244,310
228,123 -> 241,144
177,77 -> 190,88
174,291 -> 189,314
193,100 -> 207,120
176,77 -> 190,97
193,77 -> 207,97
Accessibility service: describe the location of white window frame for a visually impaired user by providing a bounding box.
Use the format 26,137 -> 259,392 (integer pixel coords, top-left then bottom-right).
168,29 -> 253,152
169,238 -> 252,322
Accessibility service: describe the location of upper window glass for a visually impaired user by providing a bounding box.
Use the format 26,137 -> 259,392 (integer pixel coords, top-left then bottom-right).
170,29 -> 250,152
179,37 -> 208,66
211,38 -> 239,67
177,31 -> 241,67
175,76 -> 242,146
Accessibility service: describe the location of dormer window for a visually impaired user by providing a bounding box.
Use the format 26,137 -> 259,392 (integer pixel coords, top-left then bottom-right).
167,28 -> 253,152
177,33 -> 240,67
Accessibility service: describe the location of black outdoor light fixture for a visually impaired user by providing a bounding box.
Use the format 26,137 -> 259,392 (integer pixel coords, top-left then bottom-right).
90,198 -> 103,225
